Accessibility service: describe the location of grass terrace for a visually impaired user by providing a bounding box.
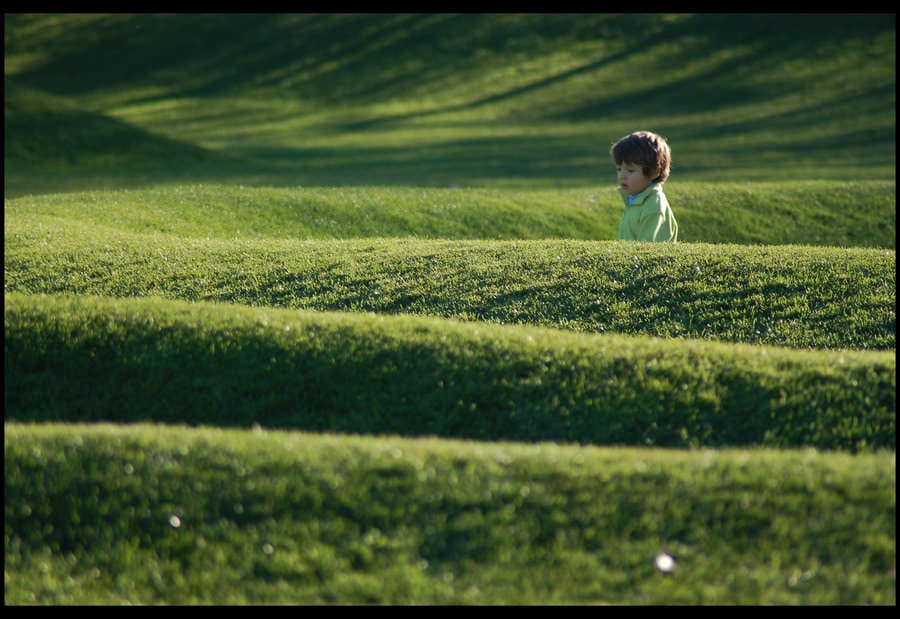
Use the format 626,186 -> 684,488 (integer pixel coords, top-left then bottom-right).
4,13 -> 896,605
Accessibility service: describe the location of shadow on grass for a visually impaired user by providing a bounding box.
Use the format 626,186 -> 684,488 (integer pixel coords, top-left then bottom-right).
8,13 -> 889,106
4,13 -> 894,196
4,82 -> 214,168
5,14 -> 666,103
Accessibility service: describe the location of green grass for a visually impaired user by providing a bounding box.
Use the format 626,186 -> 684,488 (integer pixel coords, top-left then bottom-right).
5,423 -> 895,605
4,225 -> 895,351
5,182 -> 895,353
4,14 -> 895,193
4,13 -> 896,605
4,181 -> 895,247
6,292 -> 894,450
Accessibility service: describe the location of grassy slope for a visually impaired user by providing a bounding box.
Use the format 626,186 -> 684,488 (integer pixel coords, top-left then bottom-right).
5,232 -> 895,351
5,423 -> 896,605
4,181 -> 896,247
6,292 -> 894,450
6,183 -> 895,352
4,13 -> 896,605
4,13 -> 896,192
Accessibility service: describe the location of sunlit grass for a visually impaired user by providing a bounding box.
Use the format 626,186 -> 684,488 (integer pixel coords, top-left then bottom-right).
5,14 -> 894,191
3,13 -> 895,605
5,181 -> 894,247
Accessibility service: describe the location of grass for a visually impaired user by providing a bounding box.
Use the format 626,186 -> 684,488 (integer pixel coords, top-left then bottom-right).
5,423 -> 896,605
4,14 -> 895,193
4,13 -> 896,605
6,292 -> 894,450
3,181 -> 895,247
4,227 -> 895,351
5,182 -> 895,353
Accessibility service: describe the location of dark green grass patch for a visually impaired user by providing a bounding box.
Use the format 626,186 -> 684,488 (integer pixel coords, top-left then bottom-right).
5,293 -> 894,451
3,84 -> 215,168
5,423 -> 895,604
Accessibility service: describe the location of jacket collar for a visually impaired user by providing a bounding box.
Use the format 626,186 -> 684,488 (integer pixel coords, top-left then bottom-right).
619,182 -> 658,206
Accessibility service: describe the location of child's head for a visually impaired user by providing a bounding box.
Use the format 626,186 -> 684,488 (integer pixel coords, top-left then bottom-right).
610,131 -> 671,184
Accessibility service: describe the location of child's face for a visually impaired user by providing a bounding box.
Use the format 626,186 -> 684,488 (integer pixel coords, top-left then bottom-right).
616,161 -> 654,196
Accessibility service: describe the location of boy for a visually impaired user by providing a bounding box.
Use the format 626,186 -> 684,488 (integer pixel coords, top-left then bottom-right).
610,131 -> 678,242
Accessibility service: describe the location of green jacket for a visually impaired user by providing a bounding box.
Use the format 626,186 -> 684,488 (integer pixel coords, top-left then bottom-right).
617,183 -> 678,242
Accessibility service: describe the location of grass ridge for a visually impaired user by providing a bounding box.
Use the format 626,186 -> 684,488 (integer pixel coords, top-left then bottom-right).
5,232 -> 894,351
4,13 -> 896,605
6,292 -> 894,451
5,422 -> 895,604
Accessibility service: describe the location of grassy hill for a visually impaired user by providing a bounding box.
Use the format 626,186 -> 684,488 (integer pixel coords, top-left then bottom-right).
6,291 -> 894,451
4,181 -> 895,246
4,13 -> 896,605
5,216 -> 895,350
5,13 -> 895,193
5,423 -> 894,605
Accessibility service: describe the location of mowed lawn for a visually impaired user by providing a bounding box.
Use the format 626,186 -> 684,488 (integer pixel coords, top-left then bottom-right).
4,13 -> 895,605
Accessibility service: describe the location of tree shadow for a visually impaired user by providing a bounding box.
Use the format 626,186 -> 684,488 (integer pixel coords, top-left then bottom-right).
5,13 -> 894,197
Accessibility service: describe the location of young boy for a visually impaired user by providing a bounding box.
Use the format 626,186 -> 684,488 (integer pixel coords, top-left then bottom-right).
610,131 -> 678,242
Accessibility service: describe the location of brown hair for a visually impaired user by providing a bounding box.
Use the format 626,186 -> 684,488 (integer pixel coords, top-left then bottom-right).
610,131 -> 671,184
